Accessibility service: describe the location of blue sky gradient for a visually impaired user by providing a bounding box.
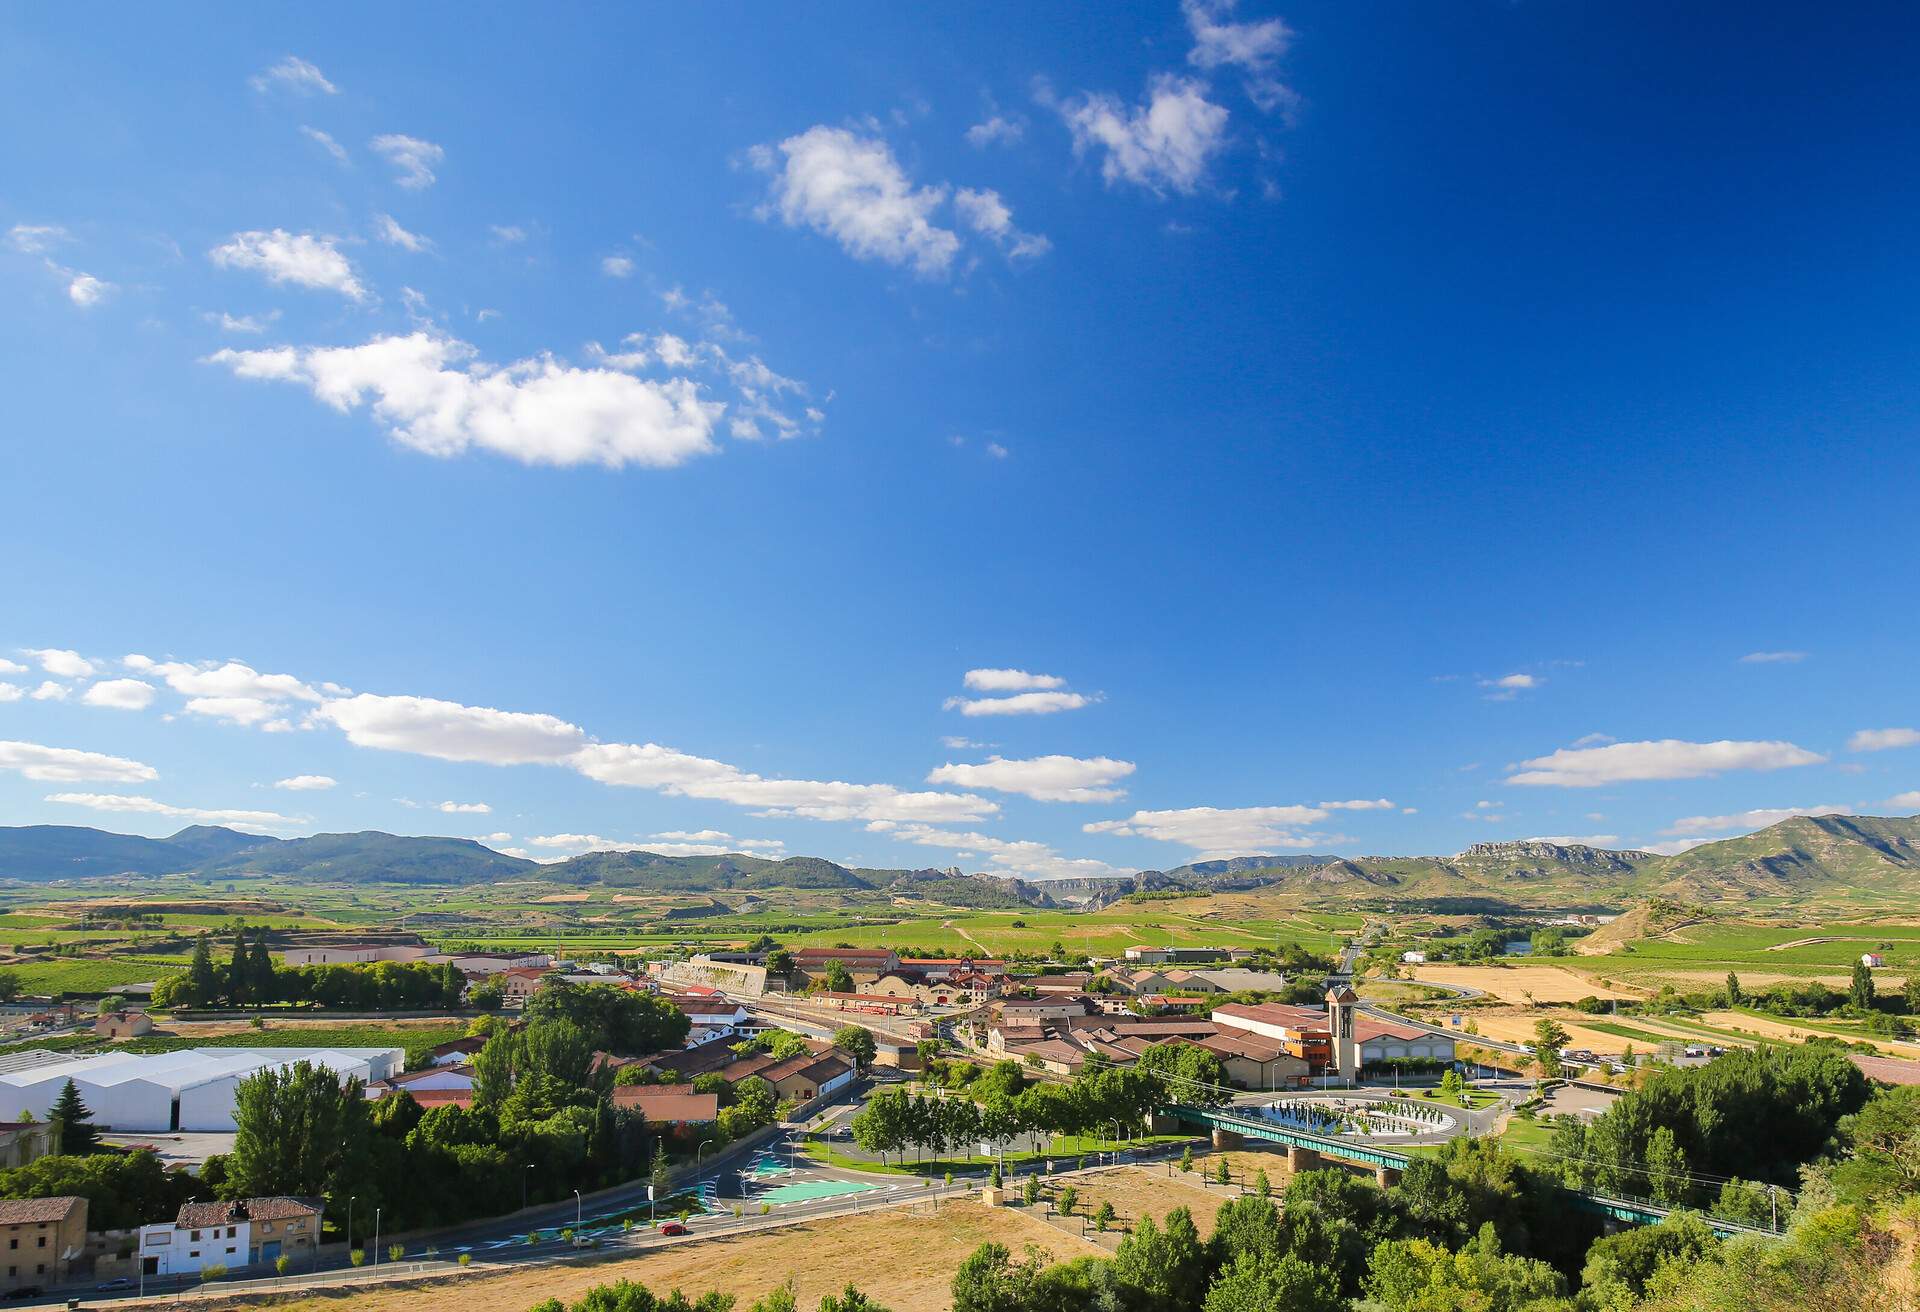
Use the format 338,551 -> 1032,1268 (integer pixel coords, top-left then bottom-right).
3,3 -> 1918,875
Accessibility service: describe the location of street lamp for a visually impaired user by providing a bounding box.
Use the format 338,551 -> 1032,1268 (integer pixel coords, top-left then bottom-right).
346,1196 -> 355,1262
573,1189 -> 582,1232
523,1164 -> 535,1211
696,1138 -> 717,1170
373,1207 -> 382,1267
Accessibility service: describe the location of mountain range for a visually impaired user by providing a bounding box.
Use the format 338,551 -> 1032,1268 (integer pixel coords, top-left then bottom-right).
1,813 -> 1917,909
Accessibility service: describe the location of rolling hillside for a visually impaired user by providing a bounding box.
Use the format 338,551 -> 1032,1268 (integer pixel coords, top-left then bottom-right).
2,814 -> 1918,909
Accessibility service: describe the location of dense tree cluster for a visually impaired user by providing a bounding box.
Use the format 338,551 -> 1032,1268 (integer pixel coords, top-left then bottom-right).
152,927 -> 467,1010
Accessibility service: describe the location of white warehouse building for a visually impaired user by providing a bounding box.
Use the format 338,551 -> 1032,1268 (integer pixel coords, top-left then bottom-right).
0,1047 -> 402,1133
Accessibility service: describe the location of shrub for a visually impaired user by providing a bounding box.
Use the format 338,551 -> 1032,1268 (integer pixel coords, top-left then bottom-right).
350,1249 -> 365,1267
458,1253 -> 472,1267
389,1243 -> 405,1263
274,1255 -> 291,1275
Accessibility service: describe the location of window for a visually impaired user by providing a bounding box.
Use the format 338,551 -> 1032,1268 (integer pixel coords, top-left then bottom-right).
34,1236 -> 43,1248
190,1230 -> 201,1241
7,1239 -> 13,1250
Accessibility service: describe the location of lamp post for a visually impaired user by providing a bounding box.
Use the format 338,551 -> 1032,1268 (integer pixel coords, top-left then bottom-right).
346,1196 -> 355,1265
573,1189 -> 582,1231
523,1163 -> 535,1211
372,1207 -> 381,1267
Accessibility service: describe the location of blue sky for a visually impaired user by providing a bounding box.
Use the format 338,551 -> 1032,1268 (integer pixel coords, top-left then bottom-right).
3,3 -> 1919,877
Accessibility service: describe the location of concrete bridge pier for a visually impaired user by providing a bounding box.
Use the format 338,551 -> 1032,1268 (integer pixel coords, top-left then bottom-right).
1212,1128 -> 1244,1150
1287,1145 -> 1322,1172
1147,1113 -> 1182,1135
1375,1165 -> 1402,1188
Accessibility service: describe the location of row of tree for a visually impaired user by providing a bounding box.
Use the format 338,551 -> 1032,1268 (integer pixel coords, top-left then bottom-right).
152,927 -> 470,1011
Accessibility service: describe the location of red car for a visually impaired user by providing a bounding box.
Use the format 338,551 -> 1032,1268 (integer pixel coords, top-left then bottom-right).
658,1221 -> 688,1236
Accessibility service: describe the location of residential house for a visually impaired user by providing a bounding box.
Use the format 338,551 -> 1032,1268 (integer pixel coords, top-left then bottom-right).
0,1196 -> 85,1292
789,948 -> 900,987
427,1036 -> 488,1066
670,996 -> 754,1046
1863,953 -> 1887,969
751,1051 -> 856,1104
139,1198 -> 322,1276
1029,972 -> 1095,994
364,1066 -> 477,1100
0,1122 -> 55,1170
610,1085 -> 720,1129
993,996 -> 1092,1024
93,1011 -> 152,1040
497,967 -> 553,1004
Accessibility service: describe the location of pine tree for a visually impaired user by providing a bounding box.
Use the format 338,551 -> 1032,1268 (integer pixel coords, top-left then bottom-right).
1725,972 -> 1742,1007
247,929 -> 276,1007
1645,1125 -> 1689,1205
49,1078 -> 98,1155
184,933 -> 219,1007
226,928 -> 249,1007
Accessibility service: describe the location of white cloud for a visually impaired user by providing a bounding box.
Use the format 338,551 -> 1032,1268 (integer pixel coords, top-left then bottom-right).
1887,791 -> 1920,811
204,310 -> 281,334
370,134 -> 444,189
81,679 -> 155,711
1183,0 -> 1298,114
210,230 -> 365,300
0,685 -> 19,703
300,126 -> 348,163
250,56 -> 337,96
1479,673 -> 1540,701
927,755 -> 1136,803
952,188 -> 1050,260
7,224 -> 69,254
1570,733 -> 1616,748
66,273 -> 112,307
1662,804 -> 1853,837
274,775 -> 336,791
319,693 -> 588,765
1740,650 -> 1806,664
574,741 -> 996,824
145,660 -> 322,728
601,255 -> 636,278
30,681 -> 69,702
965,115 -> 1026,148
963,668 -> 1065,692
44,792 -> 300,831
1850,728 -> 1920,753
985,442 -> 1009,459
490,225 -> 528,245
942,736 -> 988,750
0,740 -> 157,783
477,831 -> 512,844
1320,798 -> 1394,811
1056,74 -> 1229,195
438,800 -> 492,814
208,331 -> 727,469
26,649 -> 94,678
373,214 -> 432,253
1523,834 -> 1622,848
0,659 -> 23,675
872,821 -> 1121,880
945,691 -> 1092,717
1085,804 -> 1334,858
751,126 -> 961,277
1507,738 -> 1827,787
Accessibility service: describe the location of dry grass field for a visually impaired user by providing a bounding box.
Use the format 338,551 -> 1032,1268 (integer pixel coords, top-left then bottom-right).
1406,964 -> 1634,1003
244,1202 -> 1093,1312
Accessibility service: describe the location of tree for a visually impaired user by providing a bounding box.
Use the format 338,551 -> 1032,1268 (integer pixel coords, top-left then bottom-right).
1851,959 -> 1876,1011
825,963 -> 854,994
1112,1208 -> 1208,1312
1365,1224 -> 1564,1311
950,1242 -> 1045,1312
1531,1019 -> 1570,1079
226,1060 -> 374,1205
183,932 -> 220,1008
768,1030 -> 812,1061
248,928 -> 277,1006
1203,1252 -> 1343,1312
1726,972 -> 1742,1007
650,1152 -> 676,1200
1056,1185 -> 1077,1216
0,970 -> 19,1003
1646,1125 -> 1689,1205
227,928 -> 250,1006
832,1025 -> 876,1071
48,1079 -> 98,1155
1092,1201 -> 1114,1232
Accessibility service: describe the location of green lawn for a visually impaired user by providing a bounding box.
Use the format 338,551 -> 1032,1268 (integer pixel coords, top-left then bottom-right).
801,1131 -> 1198,1177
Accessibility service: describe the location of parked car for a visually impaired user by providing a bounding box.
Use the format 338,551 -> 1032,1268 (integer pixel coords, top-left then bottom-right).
658,1221 -> 689,1236
97,1277 -> 135,1291
5,1286 -> 42,1300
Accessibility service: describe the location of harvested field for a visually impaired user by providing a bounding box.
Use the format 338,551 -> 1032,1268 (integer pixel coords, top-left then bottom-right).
1409,965 -> 1634,1004
247,1202 -> 1091,1312
1457,1010 -> 1644,1054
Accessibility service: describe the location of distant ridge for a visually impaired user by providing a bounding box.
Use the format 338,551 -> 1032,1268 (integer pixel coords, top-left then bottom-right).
0,813 -> 1916,907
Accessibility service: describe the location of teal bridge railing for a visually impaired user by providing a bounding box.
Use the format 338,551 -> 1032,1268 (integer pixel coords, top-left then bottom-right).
1163,1104 -> 1783,1240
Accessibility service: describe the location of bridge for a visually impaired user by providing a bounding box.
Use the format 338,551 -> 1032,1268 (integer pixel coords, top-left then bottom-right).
1162,1104 -> 1782,1240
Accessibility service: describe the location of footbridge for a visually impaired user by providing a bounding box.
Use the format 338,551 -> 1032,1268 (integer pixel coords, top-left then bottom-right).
1163,1104 -> 1783,1240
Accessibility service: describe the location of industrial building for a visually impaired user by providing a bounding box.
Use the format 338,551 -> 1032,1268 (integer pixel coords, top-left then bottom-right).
0,1047 -> 402,1133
